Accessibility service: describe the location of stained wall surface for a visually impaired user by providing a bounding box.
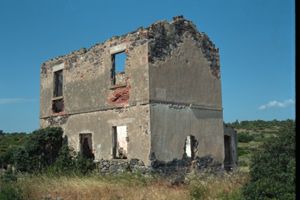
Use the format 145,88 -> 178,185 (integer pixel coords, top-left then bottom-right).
40,32 -> 151,164
40,35 -> 149,119
150,105 -> 224,162
40,16 -> 226,166
148,20 -> 224,163
149,36 -> 222,107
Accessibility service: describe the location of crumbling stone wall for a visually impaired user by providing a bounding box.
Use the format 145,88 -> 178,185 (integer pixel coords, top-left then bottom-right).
40,16 -> 226,167
40,36 -> 149,119
147,16 -> 224,164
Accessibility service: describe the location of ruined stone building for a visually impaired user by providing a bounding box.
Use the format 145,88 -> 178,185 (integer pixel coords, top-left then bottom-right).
40,16 -> 237,169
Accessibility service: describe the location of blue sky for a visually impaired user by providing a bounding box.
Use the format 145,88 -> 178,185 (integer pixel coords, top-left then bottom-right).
0,0 -> 295,132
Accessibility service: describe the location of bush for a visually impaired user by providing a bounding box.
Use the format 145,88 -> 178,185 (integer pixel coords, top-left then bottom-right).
47,144 -> 75,174
242,121 -> 295,199
5,127 -> 96,175
13,127 -> 63,172
237,147 -> 250,157
0,132 -> 28,168
74,154 -> 96,175
237,132 -> 254,143
0,184 -> 23,200
0,169 -> 23,200
48,144 -> 95,175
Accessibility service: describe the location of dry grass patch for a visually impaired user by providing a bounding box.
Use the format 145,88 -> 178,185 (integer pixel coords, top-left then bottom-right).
16,171 -> 249,200
18,173 -> 189,200
187,171 -> 249,200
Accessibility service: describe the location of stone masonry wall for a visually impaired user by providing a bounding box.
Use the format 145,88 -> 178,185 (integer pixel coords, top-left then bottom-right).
40,16 -> 225,168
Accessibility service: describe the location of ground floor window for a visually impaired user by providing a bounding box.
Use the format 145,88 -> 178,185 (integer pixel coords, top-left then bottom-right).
79,133 -> 94,159
112,126 -> 128,159
184,135 -> 198,159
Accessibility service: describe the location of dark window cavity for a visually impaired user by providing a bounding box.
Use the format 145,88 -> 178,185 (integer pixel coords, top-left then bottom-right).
80,133 -> 94,159
53,70 -> 63,97
224,135 -> 232,165
52,99 -> 64,113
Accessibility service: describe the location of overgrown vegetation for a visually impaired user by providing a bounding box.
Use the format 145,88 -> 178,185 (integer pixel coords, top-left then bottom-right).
0,127 -> 95,175
227,119 -> 294,170
0,169 -> 23,200
13,127 -> 64,172
242,120 -> 295,200
0,119 -> 295,199
0,131 -> 28,169
0,127 -> 96,199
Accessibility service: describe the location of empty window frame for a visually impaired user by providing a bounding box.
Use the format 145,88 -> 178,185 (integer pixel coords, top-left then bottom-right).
224,135 -> 232,165
111,51 -> 126,85
112,126 -> 128,159
52,99 -> 64,113
52,69 -> 64,113
53,69 -> 63,97
184,135 -> 198,159
79,133 -> 94,159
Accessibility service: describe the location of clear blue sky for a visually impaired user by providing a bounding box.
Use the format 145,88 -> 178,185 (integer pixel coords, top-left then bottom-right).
0,0 -> 295,133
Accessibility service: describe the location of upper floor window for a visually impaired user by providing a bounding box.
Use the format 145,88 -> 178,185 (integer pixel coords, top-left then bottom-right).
111,51 -> 127,85
110,43 -> 128,86
52,63 -> 64,113
53,69 -> 63,97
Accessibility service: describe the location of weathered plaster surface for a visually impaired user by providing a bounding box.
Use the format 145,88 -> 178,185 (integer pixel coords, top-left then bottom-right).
40,16 -> 230,167
150,104 -> 224,163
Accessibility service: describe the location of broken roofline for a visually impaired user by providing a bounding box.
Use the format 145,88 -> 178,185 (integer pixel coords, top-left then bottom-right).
41,15 -> 219,70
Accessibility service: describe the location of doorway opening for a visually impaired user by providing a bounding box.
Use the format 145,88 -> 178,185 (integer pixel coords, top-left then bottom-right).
224,135 -> 232,166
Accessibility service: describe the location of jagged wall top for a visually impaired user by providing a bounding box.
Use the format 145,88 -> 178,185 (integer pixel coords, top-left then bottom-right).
147,16 -> 220,79
41,16 -> 220,78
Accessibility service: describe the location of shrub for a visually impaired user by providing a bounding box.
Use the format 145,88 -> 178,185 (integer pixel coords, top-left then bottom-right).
48,144 -> 95,175
237,147 -> 250,157
0,184 -> 23,200
0,169 -> 23,200
0,132 -> 28,168
242,121 -> 295,199
237,132 -> 254,143
47,144 -> 76,174
74,153 -> 96,175
13,127 -> 63,172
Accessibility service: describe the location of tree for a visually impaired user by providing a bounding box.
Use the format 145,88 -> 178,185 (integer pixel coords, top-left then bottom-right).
243,121 -> 295,200
13,127 -> 63,172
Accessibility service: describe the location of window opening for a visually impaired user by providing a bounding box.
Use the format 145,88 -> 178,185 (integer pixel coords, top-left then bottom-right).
111,51 -> 126,85
224,135 -> 232,165
112,126 -> 128,159
53,70 -> 63,97
184,135 -> 198,159
52,99 -> 64,113
52,69 -> 64,113
79,133 -> 94,159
